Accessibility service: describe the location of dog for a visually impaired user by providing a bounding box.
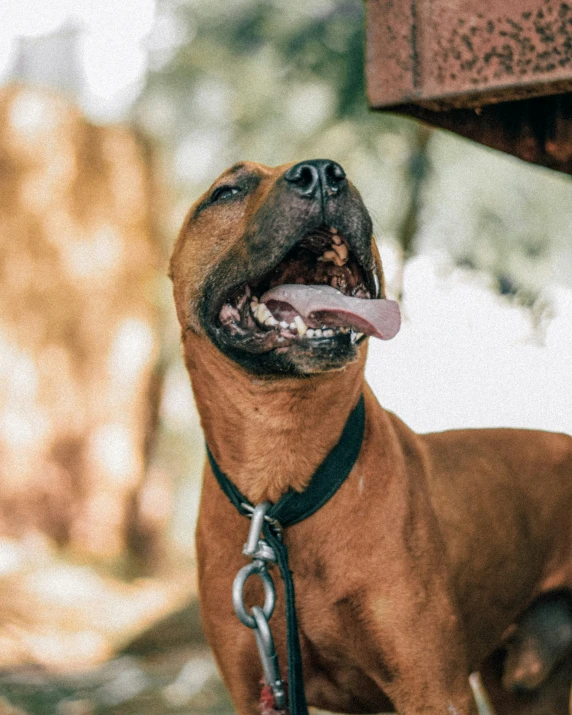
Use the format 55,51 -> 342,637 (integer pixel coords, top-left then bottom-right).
170,159 -> 572,715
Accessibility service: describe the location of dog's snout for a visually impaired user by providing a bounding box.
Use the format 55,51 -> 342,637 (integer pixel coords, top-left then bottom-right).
284,159 -> 347,199
284,162 -> 320,197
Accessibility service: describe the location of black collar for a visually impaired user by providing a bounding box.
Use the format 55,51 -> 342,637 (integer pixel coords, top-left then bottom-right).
206,394 -> 366,715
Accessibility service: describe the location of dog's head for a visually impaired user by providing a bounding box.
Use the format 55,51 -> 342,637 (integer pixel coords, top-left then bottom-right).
170,159 -> 399,376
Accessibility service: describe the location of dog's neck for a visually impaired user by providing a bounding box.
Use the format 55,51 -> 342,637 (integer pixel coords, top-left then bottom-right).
184,335 -> 366,503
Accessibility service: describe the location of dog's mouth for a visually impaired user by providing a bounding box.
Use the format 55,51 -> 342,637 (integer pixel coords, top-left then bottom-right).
214,227 -> 400,355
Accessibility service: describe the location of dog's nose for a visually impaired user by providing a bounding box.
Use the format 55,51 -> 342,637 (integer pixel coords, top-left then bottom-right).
284,159 -> 346,198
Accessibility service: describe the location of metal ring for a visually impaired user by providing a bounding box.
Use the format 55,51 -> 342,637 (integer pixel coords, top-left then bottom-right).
232,561 -> 275,628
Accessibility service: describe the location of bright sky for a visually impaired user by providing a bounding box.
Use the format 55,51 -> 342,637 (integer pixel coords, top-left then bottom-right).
0,0 -> 162,119
367,249 -> 572,436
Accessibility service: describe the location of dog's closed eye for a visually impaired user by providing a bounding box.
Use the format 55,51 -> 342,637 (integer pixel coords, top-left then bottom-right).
210,185 -> 242,203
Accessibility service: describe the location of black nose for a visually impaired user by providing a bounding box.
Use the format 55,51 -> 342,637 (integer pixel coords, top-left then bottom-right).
284,159 -> 346,198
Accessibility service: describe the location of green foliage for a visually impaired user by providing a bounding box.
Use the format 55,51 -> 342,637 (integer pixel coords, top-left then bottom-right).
137,0 -> 419,241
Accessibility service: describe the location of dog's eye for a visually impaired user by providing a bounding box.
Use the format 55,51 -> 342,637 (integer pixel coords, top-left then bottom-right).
210,185 -> 241,203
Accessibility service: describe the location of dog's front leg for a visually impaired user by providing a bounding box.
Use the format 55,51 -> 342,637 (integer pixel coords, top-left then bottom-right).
362,590 -> 480,715
197,526 -> 269,714
204,615 -> 264,715
382,658 -> 480,715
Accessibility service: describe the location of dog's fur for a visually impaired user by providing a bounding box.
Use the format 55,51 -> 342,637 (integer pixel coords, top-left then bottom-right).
171,160 -> 572,715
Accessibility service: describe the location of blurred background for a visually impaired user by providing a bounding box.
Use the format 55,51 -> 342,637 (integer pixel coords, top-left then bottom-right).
0,0 -> 571,713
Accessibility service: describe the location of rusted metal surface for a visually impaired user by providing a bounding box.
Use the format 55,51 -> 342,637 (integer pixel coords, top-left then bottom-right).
366,0 -> 572,173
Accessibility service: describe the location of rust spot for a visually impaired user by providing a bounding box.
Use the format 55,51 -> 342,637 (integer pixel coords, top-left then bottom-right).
430,4 -> 572,95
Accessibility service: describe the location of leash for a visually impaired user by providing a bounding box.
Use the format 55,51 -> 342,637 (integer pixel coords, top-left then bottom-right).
206,394 -> 366,715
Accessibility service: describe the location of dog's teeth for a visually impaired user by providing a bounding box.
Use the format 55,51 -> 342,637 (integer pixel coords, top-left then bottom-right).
332,243 -> 348,262
314,329 -> 323,338
289,321 -> 297,330
280,321 -> 289,329
323,329 -> 334,337
306,328 -> 315,338
264,315 -> 278,327
255,303 -> 271,323
294,315 -> 307,336
331,275 -> 347,291
322,250 -> 345,267
356,332 -> 364,340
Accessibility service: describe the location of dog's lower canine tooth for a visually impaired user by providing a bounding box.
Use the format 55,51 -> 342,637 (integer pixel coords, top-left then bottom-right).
294,315 -> 307,336
265,316 -> 278,327
255,303 -> 271,322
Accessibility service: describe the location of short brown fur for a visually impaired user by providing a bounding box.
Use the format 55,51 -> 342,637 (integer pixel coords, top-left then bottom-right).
171,161 -> 572,715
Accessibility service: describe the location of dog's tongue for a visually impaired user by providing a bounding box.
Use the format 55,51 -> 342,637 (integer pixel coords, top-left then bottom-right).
261,284 -> 401,340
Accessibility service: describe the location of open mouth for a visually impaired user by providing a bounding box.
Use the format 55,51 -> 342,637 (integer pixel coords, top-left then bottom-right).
214,227 -> 400,354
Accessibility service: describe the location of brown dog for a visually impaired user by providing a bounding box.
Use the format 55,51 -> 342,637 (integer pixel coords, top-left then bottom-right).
170,159 -> 572,715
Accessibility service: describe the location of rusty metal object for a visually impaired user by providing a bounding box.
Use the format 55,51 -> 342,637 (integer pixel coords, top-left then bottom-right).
366,0 -> 572,173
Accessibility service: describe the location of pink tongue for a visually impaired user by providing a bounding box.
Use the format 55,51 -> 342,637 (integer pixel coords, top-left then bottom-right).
260,284 -> 401,340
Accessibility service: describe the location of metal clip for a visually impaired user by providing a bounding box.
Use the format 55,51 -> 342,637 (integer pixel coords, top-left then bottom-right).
242,501 -> 283,540
243,502 -> 276,561
233,501 -> 286,710
252,606 -> 287,710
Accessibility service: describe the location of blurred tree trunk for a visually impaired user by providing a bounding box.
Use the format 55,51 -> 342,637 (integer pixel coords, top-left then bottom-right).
399,125 -> 432,258
0,84 -> 165,565
394,125 -> 432,298
0,86 -> 193,672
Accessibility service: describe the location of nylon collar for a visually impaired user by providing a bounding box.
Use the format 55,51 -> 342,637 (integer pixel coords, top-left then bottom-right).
207,393 -> 365,526
206,393 -> 366,715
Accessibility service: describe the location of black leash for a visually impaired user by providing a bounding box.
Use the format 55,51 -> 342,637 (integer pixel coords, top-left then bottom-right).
206,394 -> 366,715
